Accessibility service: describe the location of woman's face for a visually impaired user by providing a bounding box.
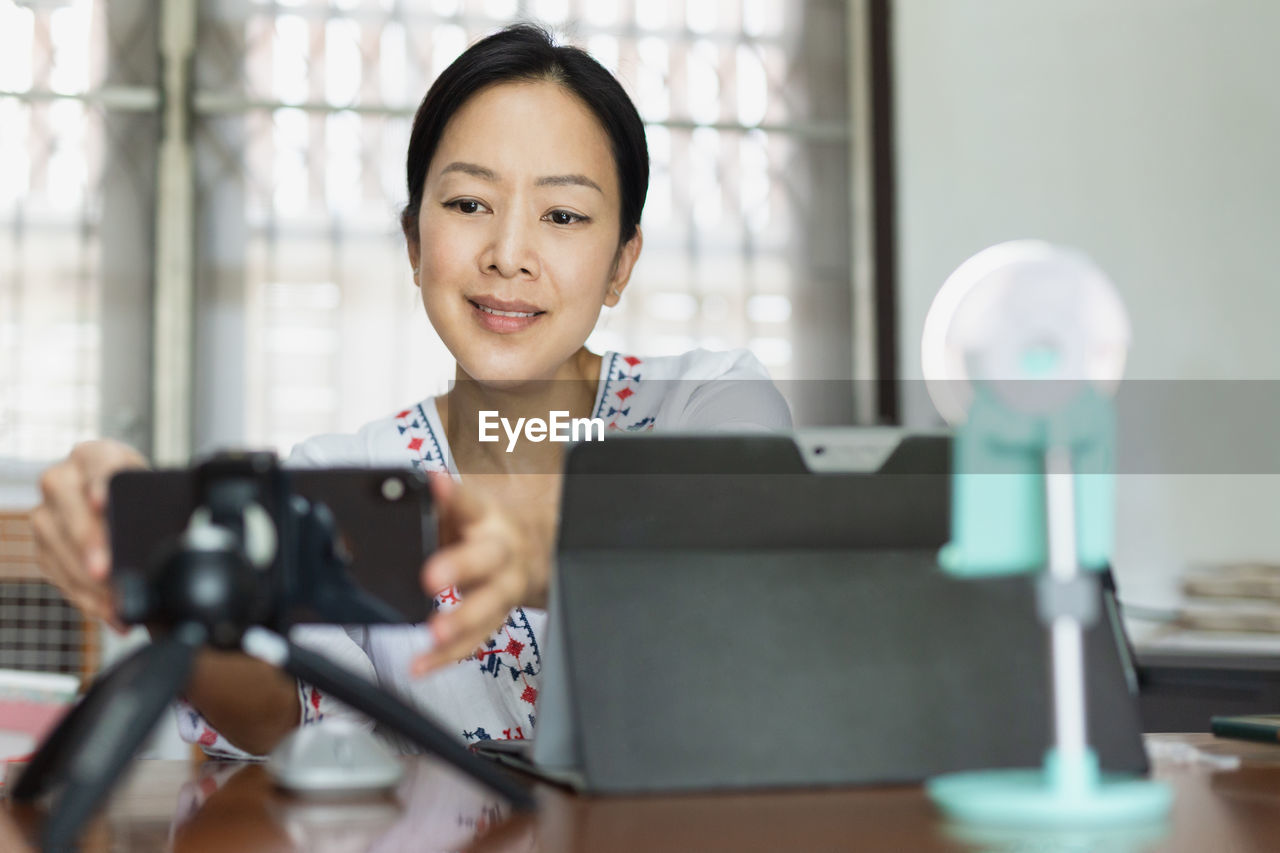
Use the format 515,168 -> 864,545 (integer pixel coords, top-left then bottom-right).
410,80 -> 641,385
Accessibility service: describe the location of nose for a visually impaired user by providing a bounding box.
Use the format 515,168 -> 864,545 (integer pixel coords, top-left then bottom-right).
480,209 -> 540,280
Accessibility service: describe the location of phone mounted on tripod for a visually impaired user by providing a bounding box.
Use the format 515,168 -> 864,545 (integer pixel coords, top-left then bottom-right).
11,451 -> 532,851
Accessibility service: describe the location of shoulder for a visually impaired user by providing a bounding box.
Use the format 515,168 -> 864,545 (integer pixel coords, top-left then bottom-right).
286,400 -> 437,468
606,348 -> 773,382
601,348 -> 792,432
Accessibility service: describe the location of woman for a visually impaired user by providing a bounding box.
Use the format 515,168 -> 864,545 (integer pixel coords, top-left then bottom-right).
31,25 -> 791,756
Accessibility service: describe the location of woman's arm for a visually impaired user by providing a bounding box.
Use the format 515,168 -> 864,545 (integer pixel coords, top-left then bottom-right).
181,649 -> 301,756
408,350 -> 791,675
33,440 -> 304,756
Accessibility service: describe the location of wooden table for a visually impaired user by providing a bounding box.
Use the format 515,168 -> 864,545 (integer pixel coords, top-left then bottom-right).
5,734 -> 1280,852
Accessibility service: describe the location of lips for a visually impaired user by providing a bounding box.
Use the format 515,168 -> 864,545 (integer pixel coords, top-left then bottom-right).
468,295 -> 545,316
467,295 -> 545,333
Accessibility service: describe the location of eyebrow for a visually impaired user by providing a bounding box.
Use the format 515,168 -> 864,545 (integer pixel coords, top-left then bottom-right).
440,161 -> 498,181
439,161 -> 602,194
535,174 -> 603,194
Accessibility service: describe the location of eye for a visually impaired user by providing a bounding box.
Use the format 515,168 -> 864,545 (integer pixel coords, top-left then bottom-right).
544,209 -> 588,226
445,198 -> 488,215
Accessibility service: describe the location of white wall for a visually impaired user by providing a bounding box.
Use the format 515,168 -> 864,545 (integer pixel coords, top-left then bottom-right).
892,0 -> 1280,606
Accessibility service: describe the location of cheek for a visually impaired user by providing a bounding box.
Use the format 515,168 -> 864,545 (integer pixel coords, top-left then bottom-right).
415,232 -> 462,331
418,217 -> 463,278
553,240 -> 619,302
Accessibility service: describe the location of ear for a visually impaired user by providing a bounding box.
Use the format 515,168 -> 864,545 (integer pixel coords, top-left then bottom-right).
406,237 -> 421,288
402,208 -> 422,287
604,227 -> 643,308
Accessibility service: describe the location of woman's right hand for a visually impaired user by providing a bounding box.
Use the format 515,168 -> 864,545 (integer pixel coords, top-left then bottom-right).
29,439 -> 148,628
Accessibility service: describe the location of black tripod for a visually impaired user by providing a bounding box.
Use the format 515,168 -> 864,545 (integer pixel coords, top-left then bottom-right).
11,453 -> 532,851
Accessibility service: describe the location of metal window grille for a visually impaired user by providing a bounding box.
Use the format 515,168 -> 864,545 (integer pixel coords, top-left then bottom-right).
0,581 -> 94,677
0,0 -> 856,679
0,0 -> 109,462
1,1 -> 152,680
2,0 -> 857,463
0,512 -> 97,679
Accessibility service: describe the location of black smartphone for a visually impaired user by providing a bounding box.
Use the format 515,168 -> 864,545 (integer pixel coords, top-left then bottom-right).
108,466 -> 436,624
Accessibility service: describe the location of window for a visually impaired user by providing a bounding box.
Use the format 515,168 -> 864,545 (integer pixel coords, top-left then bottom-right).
198,0 -> 852,452
0,0 -> 109,463
2,0 -> 857,468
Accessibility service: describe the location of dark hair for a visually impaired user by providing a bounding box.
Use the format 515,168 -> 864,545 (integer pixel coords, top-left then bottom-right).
400,24 -> 649,248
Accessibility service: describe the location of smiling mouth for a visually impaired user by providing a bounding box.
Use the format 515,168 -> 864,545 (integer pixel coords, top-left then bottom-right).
469,299 -> 545,318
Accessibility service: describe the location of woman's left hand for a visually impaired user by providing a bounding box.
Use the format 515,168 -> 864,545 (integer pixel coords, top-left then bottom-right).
410,472 -> 551,675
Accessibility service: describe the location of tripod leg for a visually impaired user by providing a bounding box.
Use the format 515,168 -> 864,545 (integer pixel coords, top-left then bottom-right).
39,626 -> 205,852
243,628 -> 534,810
11,639 -> 156,802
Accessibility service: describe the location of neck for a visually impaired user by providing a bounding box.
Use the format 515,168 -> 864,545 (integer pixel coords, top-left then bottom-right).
439,348 -> 603,475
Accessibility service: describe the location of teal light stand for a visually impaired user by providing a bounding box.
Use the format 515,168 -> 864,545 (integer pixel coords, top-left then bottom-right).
926,386 -> 1171,826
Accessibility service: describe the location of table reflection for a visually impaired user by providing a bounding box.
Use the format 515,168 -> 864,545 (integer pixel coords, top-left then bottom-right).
169,757 -> 533,853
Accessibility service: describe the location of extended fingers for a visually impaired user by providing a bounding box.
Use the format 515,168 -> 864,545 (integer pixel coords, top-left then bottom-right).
412,582 -> 515,676
70,439 -> 147,509
32,441 -> 145,630
414,531 -> 528,675
423,532 -> 514,594
429,471 -> 490,531
29,504 -> 113,623
413,477 -> 541,676
40,461 -> 109,581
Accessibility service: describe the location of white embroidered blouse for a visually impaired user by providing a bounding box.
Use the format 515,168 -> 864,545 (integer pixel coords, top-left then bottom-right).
175,349 -> 792,756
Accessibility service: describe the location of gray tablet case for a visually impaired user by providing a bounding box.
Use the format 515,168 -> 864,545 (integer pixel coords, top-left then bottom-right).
479,430 -> 1148,793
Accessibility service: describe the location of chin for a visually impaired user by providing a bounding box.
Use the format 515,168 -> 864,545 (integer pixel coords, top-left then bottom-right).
454,350 -> 556,388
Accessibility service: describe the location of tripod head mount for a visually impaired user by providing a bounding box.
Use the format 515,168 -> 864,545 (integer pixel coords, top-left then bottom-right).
115,451 -> 286,647
113,451 -> 396,646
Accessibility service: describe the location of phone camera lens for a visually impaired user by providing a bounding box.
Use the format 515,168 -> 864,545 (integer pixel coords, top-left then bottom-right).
380,477 -> 406,502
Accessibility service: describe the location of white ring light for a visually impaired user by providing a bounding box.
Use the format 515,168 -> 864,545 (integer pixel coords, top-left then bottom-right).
921,241 -> 1131,424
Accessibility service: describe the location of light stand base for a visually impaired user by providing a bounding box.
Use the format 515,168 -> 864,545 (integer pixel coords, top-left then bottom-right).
927,749 -> 1172,828
942,819 -> 1168,852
